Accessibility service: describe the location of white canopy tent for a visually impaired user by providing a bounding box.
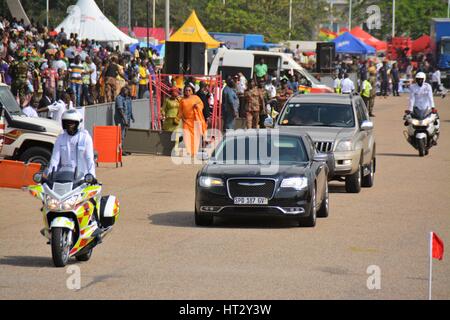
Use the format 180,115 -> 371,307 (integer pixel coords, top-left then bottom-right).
56,0 -> 137,48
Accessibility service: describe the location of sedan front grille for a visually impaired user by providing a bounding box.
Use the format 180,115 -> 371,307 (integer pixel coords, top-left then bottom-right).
227,179 -> 276,199
314,141 -> 333,153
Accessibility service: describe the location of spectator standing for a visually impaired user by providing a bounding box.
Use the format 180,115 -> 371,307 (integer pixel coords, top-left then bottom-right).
162,87 -> 181,132
22,97 -> 39,117
178,85 -> 207,157
68,55 -> 83,106
276,79 -> 293,109
254,58 -> 268,81
244,80 -> 265,129
368,68 -> 377,117
341,73 -> 355,94
104,56 -> 122,102
196,81 -> 211,124
222,78 -> 239,130
138,60 -> 150,99
391,62 -> 400,96
379,61 -> 389,98
114,86 -> 130,149
431,67 -> 441,93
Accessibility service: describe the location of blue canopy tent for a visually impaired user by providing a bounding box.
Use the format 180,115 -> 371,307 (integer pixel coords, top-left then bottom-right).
129,43 -> 165,58
332,32 -> 376,55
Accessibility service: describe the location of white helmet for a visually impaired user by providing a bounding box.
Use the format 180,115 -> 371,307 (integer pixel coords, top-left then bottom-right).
62,109 -> 81,135
62,109 -> 81,122
415,72 -> 426,80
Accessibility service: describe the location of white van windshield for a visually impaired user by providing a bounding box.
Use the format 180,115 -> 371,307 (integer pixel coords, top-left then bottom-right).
0,86 -> 22,115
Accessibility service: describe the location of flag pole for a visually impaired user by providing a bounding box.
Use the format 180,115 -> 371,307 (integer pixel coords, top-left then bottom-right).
429,231 -> 433,300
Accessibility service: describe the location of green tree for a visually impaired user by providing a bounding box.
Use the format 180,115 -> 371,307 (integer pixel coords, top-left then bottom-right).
352,0 -> 448,40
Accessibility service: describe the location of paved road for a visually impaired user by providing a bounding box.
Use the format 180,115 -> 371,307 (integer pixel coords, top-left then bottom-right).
0,95 -> 449,299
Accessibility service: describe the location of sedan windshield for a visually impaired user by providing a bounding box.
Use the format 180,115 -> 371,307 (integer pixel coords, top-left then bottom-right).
213,134 -> 308,165
279,103 -> 355,128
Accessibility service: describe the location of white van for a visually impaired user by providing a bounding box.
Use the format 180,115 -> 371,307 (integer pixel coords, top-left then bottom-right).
209,48 -> 332,93
0,84 -> 61,167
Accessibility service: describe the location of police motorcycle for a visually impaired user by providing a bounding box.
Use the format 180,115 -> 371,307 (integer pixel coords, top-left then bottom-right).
28,169 -> 120,267
403,106 -> 440,157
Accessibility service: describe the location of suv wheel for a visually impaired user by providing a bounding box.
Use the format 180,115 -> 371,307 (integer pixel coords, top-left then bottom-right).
19,146 -> 52,170
362,158 -> 375,188
345,164 -> 362,193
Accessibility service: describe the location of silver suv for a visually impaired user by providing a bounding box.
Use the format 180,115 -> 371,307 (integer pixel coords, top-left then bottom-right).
275,93 -> 376,193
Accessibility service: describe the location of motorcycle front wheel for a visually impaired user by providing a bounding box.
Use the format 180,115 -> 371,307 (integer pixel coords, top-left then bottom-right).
418,139 -> 426,157
51,227 -> 72,267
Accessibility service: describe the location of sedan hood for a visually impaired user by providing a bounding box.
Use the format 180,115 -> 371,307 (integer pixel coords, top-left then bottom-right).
201,164 -> 310,179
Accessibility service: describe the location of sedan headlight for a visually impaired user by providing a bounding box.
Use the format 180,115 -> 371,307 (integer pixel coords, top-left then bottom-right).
280,177 -> 308,191
61,195 -> 81,211
199,177 -> 224,188
45,195 -> 60,210
335,139 -> 353,152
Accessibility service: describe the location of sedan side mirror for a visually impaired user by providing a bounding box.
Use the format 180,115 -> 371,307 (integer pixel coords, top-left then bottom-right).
313,153 -> 328,163
361,120 -> 374,131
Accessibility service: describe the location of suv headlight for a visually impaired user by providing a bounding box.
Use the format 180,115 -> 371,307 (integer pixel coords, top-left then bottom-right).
199,177 -> 224,188
335,139 -> 353,152
281,177 -> 308,191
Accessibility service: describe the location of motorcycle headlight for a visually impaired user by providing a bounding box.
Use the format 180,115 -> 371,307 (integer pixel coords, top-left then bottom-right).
335,139 -> 353,152
61,195 -> 81,211
281,177 -> 308,191
45,195 -> 60,210
199,177 -> 224,188
411,119 -> 420,126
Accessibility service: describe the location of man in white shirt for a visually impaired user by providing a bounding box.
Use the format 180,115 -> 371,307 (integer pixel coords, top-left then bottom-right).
341,73 -> 355,94
408,72 -> 435,113
22,105 -> 38,117
46,109 -> 95,178
431,68 -> 441,93
38,92 -> 72,127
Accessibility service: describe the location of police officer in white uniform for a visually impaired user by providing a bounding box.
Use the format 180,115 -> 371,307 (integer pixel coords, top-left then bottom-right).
408,72 -> 435,112
406,71 -> 440,139
341,73 -> 355,94
46,109 -> 96,178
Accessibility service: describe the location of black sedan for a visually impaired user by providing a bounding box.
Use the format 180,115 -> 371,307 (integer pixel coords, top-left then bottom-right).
195,130 -> 329,227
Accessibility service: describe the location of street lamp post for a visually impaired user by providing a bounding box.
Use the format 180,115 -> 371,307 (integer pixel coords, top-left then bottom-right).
392,0 -> 396,38
165,0 -> 170,41
289,0 -> 292,40
348,0 -> 352,30
147,0 -> 150,48
46,0 -> 49,27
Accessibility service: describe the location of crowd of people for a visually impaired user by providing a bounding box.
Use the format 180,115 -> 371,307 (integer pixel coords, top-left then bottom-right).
0,16 -> 161,123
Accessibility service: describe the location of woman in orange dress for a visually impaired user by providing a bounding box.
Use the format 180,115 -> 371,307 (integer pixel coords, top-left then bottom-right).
178,85 -> 207,156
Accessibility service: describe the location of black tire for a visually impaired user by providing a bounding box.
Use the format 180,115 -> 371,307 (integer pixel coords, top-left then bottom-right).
418,139 -> 426,157
299,187 -> 317,227
362,158 -> 375,188
51,227 -> 72,268
345,165 -> 362,193
317,183 -> 329,218
19,146 -> 52,169
75,249 -> 93,262
195,207 -> 213,226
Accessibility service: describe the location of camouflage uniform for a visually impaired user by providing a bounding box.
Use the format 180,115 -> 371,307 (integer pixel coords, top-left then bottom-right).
10,59 -> 29,99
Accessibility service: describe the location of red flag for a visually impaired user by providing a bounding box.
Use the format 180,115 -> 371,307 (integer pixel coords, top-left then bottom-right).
432,232 -> 444,260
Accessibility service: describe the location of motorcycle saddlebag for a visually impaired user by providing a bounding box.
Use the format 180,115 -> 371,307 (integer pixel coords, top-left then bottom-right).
99,195 -> 120,228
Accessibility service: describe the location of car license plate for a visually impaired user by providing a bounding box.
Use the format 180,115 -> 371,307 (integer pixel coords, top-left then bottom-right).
234,197 -> 268,205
